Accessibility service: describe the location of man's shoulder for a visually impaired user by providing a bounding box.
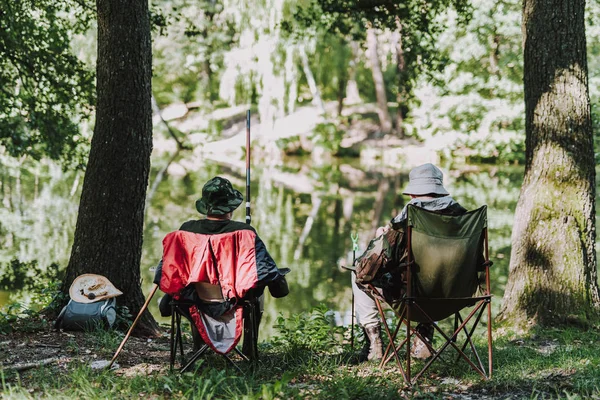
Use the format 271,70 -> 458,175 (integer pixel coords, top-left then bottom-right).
179,219 -> 257,235
444,202 -> 468,215
179,220 -> 202,232
226,220 -> 257,233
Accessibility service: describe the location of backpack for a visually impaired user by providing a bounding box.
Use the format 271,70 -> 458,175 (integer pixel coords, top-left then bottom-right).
54,297 -> 117,331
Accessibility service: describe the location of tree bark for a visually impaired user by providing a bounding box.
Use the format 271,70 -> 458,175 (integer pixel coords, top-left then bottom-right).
62,0 -> 159,336
499,0 -> 600,328
366,28 -> 393,136
393,26 -> 406,138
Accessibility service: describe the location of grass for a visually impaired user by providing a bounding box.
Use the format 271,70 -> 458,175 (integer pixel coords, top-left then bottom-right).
2,308 -> 600,399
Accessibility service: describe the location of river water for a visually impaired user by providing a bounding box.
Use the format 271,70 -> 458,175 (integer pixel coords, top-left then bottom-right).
0,152 -> 521,338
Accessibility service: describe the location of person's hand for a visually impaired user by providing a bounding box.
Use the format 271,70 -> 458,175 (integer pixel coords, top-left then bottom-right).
376,225 -> 390,237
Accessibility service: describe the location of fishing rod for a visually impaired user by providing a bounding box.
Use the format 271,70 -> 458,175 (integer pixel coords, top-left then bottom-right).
246,109 -> 251,225
350,232 -> 359,350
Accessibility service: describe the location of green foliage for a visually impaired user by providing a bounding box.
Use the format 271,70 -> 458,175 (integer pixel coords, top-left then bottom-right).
408,0 -> 526,164
152,0 -> 237,107
4,321 -> 600,398
0,302 -> 50,334
310,122 -> 345,153
0,259 -> 61,292
271,304 -> 344,353
293,0 -> 472,81
0,0 -> 95,164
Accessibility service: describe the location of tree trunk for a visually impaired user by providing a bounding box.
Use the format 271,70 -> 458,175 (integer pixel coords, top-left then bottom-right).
336,66 -> 347,117
499,0 -> 600,328
299,45 -> 326,116
345,42 -> 362,106
62,0 -> 159,336
366,28 -> 392,136
393,26 -> 406,139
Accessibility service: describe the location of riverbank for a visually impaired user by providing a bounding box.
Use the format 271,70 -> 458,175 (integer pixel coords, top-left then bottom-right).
2,311 -> 599,399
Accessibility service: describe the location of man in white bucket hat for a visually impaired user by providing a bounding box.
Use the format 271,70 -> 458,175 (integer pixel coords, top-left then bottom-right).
351,163 -> 468,362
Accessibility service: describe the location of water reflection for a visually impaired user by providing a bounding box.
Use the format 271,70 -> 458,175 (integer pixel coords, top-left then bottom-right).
1,152 -> 521,339
140,153 -> 521,338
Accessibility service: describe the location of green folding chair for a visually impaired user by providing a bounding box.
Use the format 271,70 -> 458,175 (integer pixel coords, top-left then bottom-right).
367,204 -> 493,385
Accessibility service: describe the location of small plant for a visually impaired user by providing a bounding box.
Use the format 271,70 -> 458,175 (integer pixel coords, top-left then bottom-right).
0,302 -> 50,334
271,305 -> 345,353
115,305 -> 133,329
0,304 -> 19,334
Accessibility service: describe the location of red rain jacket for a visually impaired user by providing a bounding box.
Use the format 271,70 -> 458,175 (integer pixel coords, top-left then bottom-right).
160,229 -> 260,300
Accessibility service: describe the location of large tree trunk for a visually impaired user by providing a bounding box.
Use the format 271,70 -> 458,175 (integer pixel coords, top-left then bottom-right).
366,28 -> 392,136
62,0 -> 159,336
499,0 -> 600,328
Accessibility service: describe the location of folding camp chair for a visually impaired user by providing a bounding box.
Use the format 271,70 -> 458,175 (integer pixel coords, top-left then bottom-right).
169,282 -> 261,373
159,229 -> 287,373
366,205 -> 493,385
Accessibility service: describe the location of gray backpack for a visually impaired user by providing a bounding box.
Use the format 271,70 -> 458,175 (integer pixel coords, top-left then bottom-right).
55,298 -> 117,331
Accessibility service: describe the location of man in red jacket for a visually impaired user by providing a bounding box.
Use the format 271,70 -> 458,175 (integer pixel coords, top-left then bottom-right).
154,176 -> 289,351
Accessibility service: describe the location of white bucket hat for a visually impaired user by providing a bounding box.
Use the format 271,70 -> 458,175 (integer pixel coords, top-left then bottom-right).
69,274 -> 123,304
402,163 -> 449,196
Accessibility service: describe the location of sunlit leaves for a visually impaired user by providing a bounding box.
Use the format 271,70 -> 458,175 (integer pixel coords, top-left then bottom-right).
0,0 -> 95,165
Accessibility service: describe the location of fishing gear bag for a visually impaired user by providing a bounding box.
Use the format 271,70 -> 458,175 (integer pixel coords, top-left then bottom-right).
54,298 -> 118,331
354,229 -> 401,284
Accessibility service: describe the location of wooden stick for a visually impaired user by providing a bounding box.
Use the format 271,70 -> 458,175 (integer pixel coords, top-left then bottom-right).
107,284 -> 159,369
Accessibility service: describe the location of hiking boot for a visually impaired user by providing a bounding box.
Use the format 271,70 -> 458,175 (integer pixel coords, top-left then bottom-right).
357,326 -> 384,362
364,325 -> 383,361
411,323 -> 434,359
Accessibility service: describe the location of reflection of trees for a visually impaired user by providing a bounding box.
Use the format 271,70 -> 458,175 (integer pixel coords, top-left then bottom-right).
3,150 -> 525,333
449,166 -> 523,298
0,157 -> 79,298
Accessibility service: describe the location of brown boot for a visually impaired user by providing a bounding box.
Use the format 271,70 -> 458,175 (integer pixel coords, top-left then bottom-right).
357,328 -> 371,363
365,325 -> 383,361
411,323 -> 434,359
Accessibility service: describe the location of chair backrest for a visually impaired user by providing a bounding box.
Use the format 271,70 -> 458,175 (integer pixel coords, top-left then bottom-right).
194,282 -> 225,303
407,204 -> 487,302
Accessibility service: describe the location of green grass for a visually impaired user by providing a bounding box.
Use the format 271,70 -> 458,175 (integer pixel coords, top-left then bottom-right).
2,309 -> 600,399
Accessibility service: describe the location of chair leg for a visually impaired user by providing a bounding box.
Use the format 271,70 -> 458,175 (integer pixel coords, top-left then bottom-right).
381,319 -> 403,367
406,307 -> 411,384
222,354 -> 244,374
456,308 -> 487,373
373,297 -> 407,382
176,313 -> 185,363
242,299 -> 259,362
412,302 -> 488,381
169,308 -> 176,370
487,299 -> 493,378
235,347 -> 250,362
180,344 -> 209,373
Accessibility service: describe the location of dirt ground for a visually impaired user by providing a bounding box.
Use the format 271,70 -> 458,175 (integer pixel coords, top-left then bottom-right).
0,324 -> 174,378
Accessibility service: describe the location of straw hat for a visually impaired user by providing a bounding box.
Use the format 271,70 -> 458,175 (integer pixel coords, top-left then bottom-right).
402,163 -> 449,196
69,274 -> 123,304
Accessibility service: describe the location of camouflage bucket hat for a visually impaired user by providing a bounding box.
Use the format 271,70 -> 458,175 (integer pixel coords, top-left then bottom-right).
195,176 -> 244,215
